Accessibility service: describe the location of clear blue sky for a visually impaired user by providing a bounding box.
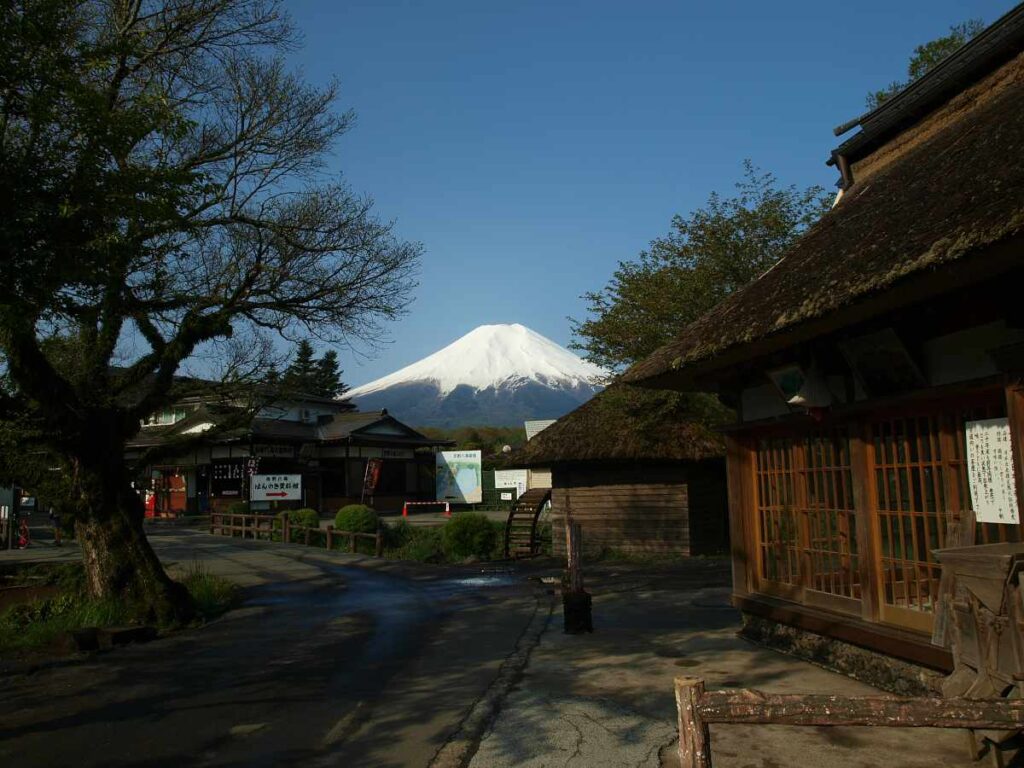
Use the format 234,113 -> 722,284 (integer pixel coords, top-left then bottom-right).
286,0 -> 1015,387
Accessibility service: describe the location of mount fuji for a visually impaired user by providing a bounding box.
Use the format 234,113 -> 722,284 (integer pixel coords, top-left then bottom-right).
347,324 -> 608,428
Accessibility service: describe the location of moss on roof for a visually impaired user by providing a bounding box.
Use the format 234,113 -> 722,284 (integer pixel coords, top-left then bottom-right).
624,51 -> 1024,387
512,385 -> 729,466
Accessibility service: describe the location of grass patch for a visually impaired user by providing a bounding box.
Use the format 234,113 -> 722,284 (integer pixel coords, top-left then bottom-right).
0,593 -> 131,653
179,561 -> 239,621
0,561 -> 239,655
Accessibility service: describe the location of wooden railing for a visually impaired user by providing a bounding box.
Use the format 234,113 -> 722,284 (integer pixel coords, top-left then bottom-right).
210,512 -> 383,557
675,677 -> 1024,767
209,513 -> 276,541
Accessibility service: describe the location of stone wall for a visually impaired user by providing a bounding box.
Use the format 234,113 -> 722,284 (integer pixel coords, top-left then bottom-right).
740,613 -> 946,697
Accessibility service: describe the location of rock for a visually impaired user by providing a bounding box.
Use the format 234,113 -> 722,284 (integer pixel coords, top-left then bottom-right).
68,626 -> 100,651
102,626 -> 158,647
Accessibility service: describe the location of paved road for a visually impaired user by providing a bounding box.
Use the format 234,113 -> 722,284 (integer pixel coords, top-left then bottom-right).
0,530 -> 543,768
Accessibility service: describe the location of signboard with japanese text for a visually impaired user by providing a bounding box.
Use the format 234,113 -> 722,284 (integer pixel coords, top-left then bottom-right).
211,461 -> 244,498
250,474 -> 302,502
965,418 -> 1020,524
254,444 -> 296,459
494,469 -> 528,500
436,450 -> 482,504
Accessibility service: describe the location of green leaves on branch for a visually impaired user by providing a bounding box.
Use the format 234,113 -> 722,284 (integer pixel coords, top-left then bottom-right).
866,19 -> 984,109
571,162 -> 831,372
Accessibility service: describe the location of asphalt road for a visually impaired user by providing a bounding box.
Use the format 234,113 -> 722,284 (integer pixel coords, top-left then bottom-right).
0,531 -> 543,768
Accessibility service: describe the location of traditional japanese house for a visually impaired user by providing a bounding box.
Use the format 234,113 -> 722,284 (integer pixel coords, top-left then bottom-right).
623,8 -> 1024,681
514,386 -> 728,557
126,394 -> 448,516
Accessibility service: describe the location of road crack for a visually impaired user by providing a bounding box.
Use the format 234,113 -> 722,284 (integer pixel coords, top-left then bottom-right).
427,588 -> 556,768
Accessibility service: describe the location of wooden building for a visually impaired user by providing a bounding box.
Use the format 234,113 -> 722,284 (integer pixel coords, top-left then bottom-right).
514,386 -> 728,557
126,395 -> 448,515
623,10 -> 1024,677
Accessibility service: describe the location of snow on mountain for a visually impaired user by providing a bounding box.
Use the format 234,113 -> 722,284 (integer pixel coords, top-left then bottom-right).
347,324 -> 608,427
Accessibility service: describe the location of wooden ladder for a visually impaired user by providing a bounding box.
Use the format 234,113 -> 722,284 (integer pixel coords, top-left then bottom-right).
503,488 -> 551,559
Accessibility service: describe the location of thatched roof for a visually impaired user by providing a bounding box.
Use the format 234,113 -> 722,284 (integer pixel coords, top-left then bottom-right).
624,49 -> 1024,389
512,385 -> 729,466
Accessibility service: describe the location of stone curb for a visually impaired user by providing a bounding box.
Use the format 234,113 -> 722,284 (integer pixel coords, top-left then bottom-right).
428,587 -> 557,768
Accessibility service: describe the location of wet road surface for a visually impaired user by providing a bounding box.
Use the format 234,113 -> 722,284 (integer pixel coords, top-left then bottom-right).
0,532 -> 541,768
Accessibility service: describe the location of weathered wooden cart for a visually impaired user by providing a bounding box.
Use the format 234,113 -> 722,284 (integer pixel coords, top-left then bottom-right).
934,543 -> 1024,764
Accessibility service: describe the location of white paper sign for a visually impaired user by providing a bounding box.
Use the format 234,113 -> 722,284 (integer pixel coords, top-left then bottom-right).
501,492 -> 513,501
494,469 -> 528,499
250,474 -> 302,502
965,418 -> 1020,524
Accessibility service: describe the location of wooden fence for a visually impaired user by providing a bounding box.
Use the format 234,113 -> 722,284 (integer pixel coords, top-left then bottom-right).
209,512 -> 383,557
675,677 -> 1024,768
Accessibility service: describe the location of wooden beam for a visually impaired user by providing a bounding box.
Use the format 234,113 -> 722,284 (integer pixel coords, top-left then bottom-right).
675,678 -> 711,768
696,688 -> 1024,730
676,677 -> 1024,767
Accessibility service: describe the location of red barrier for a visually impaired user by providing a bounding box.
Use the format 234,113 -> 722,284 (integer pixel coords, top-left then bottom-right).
402,501 -> 451,517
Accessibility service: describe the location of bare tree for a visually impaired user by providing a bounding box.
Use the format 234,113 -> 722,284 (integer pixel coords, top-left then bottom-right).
0,0 -> 421,621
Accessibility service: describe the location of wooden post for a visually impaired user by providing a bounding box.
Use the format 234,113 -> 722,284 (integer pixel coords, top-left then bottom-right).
349,532 -> 356,553
304,526 -> 311,546
563,492 -> 593,633
209,513 -> 215,535
675,677 -> 712,768
566,521 -> 584,592
282,512 -> 290,544
375,527 -> 384,558
326,525 -> 334,550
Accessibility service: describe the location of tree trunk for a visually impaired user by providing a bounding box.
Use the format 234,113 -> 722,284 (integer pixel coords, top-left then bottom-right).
73,459 -> 193,625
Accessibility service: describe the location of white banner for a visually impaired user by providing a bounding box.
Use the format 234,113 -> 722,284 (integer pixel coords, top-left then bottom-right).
965,418 -> 1020,524
250,474 -> 302,502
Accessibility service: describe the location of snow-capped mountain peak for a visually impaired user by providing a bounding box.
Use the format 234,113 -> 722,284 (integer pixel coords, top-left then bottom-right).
348,324 -> 606,398
346,324 -> 608,427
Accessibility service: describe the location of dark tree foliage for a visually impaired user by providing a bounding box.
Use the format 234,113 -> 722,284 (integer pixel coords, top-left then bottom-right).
280,340 -> 351,401
0,1 -> 420,621
571,162 -> 831,372
866,19 -> 985,109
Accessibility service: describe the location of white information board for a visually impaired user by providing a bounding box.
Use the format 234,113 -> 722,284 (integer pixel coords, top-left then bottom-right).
494,469 -> 528,500
250,474 -> 302,502
965,418 -> 1020,524
436,451 -> 482,504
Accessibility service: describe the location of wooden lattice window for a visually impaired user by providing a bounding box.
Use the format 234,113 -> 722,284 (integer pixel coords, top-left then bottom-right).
755,438 -> 800,587
869,398 -> 1020,630
803,433 -> 858,600
754,431 -> 859,604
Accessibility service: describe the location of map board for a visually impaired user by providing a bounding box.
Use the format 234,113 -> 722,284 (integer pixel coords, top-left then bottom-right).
965,417 -> 1020,524
436,451 -> 482,504
494,469 -> 528,500
251,474 -> 302,502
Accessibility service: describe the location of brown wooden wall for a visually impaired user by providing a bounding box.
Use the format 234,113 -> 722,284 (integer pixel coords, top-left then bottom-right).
550,460 -> 727,557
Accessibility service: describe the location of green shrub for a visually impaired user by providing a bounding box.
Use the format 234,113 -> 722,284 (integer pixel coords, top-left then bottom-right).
382,518 -> 414,550
227,500 -> 249,516
278,507 -> 320,530
442,513 -> 497,561
335,504 -> 378,533
393,526 -> 445,563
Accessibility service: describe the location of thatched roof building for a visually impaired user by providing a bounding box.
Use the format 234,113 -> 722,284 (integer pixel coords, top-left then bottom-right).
624,18 -> 1024,391
513,385 -> 730,557
515,385 -> 728,466
621,8 -> 1024,686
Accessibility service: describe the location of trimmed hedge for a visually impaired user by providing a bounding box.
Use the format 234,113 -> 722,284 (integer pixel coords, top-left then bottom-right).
226,501 -> 249,516
442,513 -> 498,561
276,507 -> 320,530
335,504 -> 378,533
